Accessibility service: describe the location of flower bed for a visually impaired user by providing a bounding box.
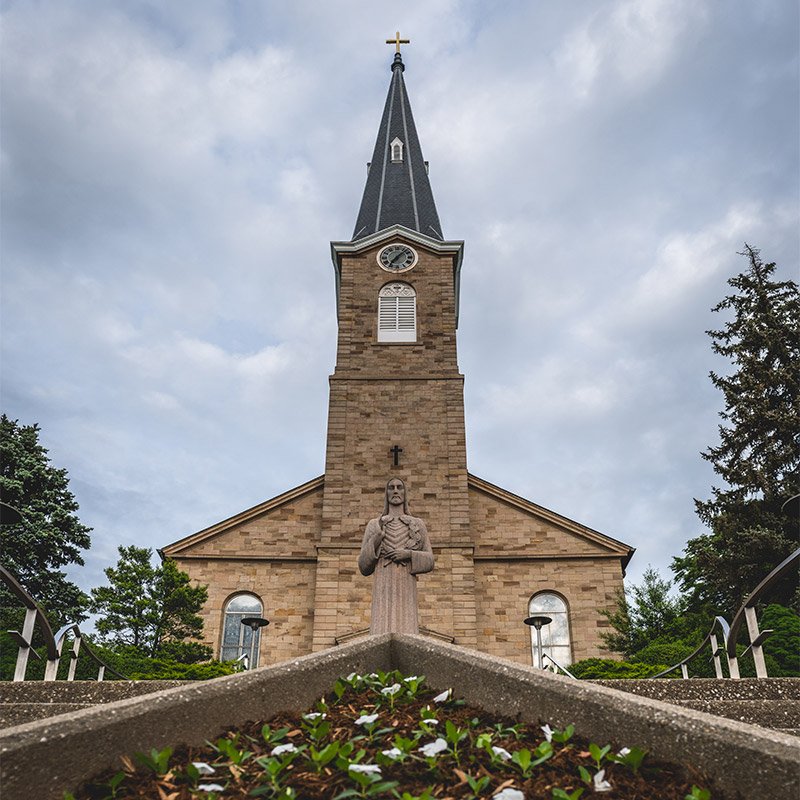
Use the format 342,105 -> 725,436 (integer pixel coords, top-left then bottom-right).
66,670 -> 717,799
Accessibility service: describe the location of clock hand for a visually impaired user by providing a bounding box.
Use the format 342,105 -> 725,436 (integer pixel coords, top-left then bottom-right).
390,251 -> 406,266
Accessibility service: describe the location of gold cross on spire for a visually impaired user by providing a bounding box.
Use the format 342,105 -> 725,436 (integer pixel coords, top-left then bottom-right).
386,31 -> 410,54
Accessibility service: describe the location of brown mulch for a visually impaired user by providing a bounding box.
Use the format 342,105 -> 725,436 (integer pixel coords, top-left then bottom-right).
69,676 -> 718,799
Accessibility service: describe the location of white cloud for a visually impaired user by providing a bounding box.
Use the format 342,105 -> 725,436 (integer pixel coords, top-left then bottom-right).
1,0 -> 797,608
628,203 -> 764,318
556,0 -> 708,100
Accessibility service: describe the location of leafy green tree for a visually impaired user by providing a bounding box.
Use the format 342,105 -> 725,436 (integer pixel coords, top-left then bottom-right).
89,545 -> 209,659
673,245 -> 799,612
601,566 -> 683,658
0,414 -> 91,626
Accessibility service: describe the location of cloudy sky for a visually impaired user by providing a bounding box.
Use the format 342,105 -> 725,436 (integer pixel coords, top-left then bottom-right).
2,1 -> 798,608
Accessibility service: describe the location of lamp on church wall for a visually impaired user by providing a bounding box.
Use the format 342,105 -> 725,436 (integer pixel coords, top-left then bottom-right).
524,614 -> 552,670
240,616 -> 270,670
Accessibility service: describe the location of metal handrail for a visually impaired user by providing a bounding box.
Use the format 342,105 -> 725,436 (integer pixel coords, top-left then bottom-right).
649,616 -> 739,679
542,652 -> 577,679
650,548 -> 799,680
725,548 -> 799,676
234,653 -> 249,671
1,566 -> 125,681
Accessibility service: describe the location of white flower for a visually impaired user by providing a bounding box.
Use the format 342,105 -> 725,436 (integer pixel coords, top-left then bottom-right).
303,712 -> 326,721
421,718 -> 439,725
355,713 -> 379,725
493,789 -> 525,800
418,737 -> 448,757
349,763 -> 381,774
594,769 -> 613,793
381,683 -> 402,696
433,688 -> 452,703
197,785 -> 226,793
346,672 -> 360,682
404,675 -> 419,682
491,746 -> 512,761
271,743 -> 297,756
541,724 -> 553,742
192,762 -> 216,775
617,746 -> 631,757
381,747 -> 403,759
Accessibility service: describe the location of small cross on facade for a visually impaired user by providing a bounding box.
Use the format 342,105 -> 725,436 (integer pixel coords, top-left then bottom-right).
386,31 -> 410,54
390,444 -> 403,467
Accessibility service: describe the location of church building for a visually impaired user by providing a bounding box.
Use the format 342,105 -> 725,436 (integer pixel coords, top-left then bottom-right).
161,44 -> 634,670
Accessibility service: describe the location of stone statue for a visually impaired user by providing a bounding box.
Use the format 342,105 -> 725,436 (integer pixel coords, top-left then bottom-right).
358,477 -> 434,634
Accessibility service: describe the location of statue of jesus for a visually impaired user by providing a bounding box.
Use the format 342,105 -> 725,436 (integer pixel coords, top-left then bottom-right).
358,477 -> 434,635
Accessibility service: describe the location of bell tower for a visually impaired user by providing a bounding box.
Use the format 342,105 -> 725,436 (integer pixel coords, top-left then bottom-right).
311,46 -> 477,649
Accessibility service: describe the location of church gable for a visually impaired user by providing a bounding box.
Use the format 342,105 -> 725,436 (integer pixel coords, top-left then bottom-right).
468,474 -> 633,566
161,477 -> 323,560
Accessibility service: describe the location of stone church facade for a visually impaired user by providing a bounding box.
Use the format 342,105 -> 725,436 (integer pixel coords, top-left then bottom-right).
161,50 -> 633,670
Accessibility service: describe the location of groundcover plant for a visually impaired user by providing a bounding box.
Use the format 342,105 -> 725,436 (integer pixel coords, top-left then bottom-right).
66,670 -> 716,799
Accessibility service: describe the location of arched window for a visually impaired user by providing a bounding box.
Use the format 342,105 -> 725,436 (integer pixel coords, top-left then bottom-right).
528,591 -> 571,668
390,137 -> 404,163
378,283 -> 416,342
220,593 -> 263,666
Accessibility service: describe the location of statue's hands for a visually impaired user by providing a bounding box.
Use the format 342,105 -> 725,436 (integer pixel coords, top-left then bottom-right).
387,548 -> 412,564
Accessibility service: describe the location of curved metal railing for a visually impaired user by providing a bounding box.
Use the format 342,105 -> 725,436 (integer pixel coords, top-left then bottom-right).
650,547 -> 799,680
542,652 -> 577,679
1,566 -> 125,681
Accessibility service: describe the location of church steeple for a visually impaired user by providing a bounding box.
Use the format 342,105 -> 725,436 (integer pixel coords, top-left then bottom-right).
352,52 -> 443,241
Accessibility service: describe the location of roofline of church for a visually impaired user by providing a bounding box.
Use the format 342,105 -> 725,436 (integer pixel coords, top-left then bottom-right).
467,473 -> 636,571
160,470 -> 634,572
330,224 -> 464,325
159,475 -> 325,557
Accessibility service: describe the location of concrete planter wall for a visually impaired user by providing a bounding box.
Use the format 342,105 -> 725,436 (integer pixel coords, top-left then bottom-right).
1,634 -> 797,800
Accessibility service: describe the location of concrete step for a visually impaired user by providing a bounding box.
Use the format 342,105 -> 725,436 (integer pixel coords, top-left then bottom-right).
0,680 -> 195,727
592,678 -> 800,734
0,680 -> 192,704
593,677 -> 800,702
0,703 -> 93,727
678,699 -> 800,729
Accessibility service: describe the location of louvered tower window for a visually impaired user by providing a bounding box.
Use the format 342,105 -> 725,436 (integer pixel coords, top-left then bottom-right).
378,282 -> 416,342
390,137 -> 404,163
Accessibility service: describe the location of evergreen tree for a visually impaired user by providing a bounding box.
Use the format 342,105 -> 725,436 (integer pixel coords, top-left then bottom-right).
673,246 -> 800,612
601,566 -> 683,658
0,414 -> 91,626
89,545 -> 208,658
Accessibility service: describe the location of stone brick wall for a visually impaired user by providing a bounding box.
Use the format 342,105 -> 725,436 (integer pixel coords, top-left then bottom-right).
332,244 -> 460,377
321,240 -> 469,547
468,481 -> 626,666
320,377 -> 470,545
176,485 -> 322,559
474,558 -> 622,666
314,237 -> 476,649
172,557 -> 316,667
469,482 -> 613,557
166,483 -> 324,665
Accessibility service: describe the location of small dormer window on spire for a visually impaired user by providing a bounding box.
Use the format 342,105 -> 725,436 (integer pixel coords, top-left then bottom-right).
390,137 -> 404,163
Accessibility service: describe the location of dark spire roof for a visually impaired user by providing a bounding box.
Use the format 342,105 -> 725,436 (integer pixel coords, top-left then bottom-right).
352,53 -> 443,242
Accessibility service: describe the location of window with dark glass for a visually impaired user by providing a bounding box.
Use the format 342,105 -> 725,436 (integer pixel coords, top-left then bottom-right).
220,593 -> 263,665
528,591 -> 571,668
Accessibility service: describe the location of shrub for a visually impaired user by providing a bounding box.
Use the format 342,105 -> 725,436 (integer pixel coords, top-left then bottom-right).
761,604 -> 800,677
570,658 -> 666,680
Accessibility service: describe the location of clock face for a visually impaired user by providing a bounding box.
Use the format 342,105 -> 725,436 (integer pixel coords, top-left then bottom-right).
378,244 -> 417,272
